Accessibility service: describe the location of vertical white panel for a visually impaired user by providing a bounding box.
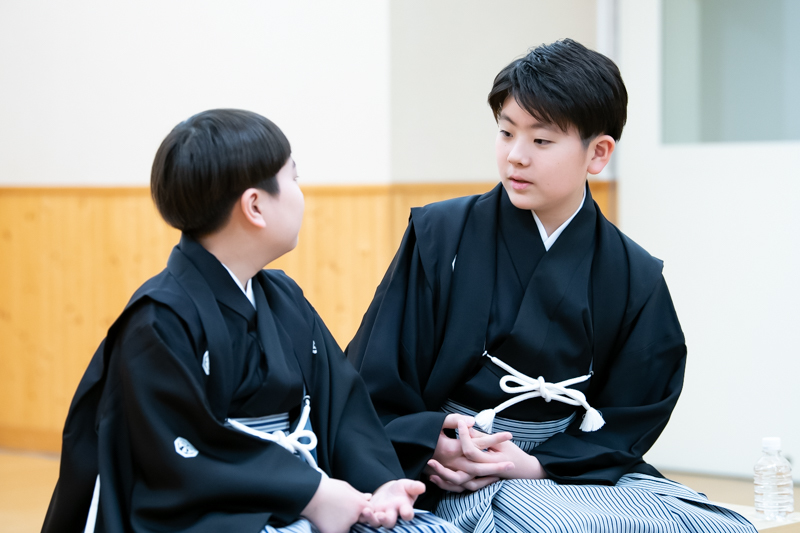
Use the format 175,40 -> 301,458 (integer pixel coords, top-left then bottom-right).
594,0 -> 618,179
596,0 -> 617,60
618,0 -> 800,480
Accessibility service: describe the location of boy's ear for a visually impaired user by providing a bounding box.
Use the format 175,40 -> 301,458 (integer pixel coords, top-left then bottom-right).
587,135 -> 616,175
239,188 -> 268,229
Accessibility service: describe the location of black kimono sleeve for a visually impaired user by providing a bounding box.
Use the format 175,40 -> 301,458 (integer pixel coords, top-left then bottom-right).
532,276 -> 687,484
107,301 -> 322,532
347,222 -> 448,480
307,309 -> 406,491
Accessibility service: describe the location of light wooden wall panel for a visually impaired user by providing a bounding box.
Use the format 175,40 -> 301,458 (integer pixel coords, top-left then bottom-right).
0,189 -> 180,451
270,187 -> 396,344
0,181 -> 614,453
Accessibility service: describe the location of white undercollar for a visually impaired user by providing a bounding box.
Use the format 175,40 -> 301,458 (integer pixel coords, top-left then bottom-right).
532,188 -> 586,252
221,264 -> 256,309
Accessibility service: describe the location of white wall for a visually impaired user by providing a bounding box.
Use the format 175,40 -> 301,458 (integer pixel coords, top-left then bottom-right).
390,0 -> 597,183
0,0 -> 601,187
0,0 -> 390,186
618,0 -> 800,480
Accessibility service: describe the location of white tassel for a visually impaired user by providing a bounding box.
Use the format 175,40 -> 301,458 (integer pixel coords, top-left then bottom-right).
579,407 -> 605,432
473,409 -> 496,434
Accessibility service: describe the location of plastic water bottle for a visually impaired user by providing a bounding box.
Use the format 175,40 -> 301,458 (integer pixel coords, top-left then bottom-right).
754,437 -> 794,520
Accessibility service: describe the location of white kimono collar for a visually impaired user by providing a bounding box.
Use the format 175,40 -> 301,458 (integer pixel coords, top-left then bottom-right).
221,263 -> 256,309
532,188 -> 587,251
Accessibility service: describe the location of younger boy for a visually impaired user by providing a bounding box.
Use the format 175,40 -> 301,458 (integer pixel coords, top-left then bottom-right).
42,109 -> 457,533
347,40 -> 755,532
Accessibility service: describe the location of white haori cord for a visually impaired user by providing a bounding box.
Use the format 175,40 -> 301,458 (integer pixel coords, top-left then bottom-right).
473,351 -> 605,434
226,396 -> 327,477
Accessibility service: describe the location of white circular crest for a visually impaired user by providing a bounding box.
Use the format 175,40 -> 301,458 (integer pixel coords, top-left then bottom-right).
174,437 -> 199,458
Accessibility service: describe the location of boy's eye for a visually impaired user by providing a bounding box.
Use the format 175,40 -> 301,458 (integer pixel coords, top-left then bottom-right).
499,130 -> 511,138
534,139 -> 551,145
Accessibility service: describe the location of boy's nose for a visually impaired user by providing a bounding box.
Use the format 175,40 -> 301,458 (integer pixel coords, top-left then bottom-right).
507,144 -> 530,166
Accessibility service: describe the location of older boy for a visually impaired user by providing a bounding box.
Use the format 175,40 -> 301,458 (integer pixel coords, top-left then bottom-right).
42,110 -> 460,533
348,40 -> 755,532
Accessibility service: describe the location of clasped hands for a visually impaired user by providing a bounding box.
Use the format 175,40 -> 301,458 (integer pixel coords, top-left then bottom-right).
423,413 -> 546,492
302,413 -> 546,533
302,476 -> 425,533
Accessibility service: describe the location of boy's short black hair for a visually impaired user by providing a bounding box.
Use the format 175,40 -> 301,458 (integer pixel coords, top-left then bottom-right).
488,38 -> 627,142
151,109 -> 291,238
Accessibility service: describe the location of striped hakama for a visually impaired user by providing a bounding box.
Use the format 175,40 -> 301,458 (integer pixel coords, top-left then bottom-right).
262,511 -> 462,533
229,409 -> 461,533
436,401 -> 756,533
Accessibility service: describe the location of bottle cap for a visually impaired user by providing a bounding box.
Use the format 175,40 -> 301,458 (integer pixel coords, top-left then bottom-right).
762,437 -> 781,451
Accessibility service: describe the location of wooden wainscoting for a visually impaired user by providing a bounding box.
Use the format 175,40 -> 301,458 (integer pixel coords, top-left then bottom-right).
0,188 -> 181,452
0,180 -> 614,453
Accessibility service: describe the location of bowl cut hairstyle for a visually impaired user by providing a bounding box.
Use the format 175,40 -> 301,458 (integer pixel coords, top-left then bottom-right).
488,38 -> 628,143
151,109 -> 291,238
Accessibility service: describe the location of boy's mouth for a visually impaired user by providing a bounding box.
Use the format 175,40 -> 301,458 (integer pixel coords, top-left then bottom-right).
508,176 -> 531,190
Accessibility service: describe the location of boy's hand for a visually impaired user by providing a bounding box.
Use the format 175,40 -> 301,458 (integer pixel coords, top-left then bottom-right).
301,477 -> 371,533
359,479 -> 426,528
457,421 -> 546,480
423,414 -> 515,492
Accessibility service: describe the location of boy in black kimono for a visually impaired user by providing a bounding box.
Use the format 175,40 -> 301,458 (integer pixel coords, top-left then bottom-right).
42,109 -> 460,533
347,40 -> 755,532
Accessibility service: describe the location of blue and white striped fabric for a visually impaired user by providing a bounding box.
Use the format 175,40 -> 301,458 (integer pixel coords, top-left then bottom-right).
225,412 -> 291,434
443,399 -> 575,453
226,409 -> 318,465
261,510 -> 461,533
437,400 -> 756,533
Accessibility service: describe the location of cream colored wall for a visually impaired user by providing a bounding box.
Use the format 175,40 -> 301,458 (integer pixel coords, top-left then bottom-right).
0,0 -> 391,186
617,0 -> 800,481
1,0 -> 601,187
390,0 -> 597,182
